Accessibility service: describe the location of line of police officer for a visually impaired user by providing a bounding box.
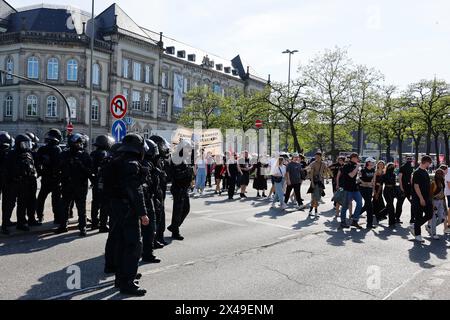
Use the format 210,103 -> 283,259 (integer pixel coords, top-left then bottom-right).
0,129 -> 194,296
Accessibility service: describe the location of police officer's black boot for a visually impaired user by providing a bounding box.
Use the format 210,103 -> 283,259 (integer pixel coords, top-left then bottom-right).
119,281 -> 147,297
167,225 -> 184,241
142,254 -> 161,264
1,226 -> 9,235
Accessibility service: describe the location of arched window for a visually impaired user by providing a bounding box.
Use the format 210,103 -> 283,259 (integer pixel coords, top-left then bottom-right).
5,58 -> 13,80
4,95 -> 13,117
27,57 -> 39,79
91,99 -> 99,121
67,59 -> 78,81
46,96 -> 57,117
26,95 -> 38,116
92,63 -> 100,86
47,58 -> 59,80
66,97 -> 77,120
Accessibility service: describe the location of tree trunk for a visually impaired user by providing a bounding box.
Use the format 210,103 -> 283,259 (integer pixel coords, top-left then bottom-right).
397,136 -> 404,167
426,126 -> 432,155
289,120 -> 302,154
385,137 -> 392,163
434,133 -> 440,166
378,134 -> 383,160
444,132 -> 449,166
330,122 -> 336,161
356,123 -> 362,155
413,135 -> 422,167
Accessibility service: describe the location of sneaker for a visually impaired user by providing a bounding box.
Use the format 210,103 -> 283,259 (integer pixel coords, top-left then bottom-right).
271,203 -> 276,209
425,225 -> 432,237
415,235 -> 425,243
408,225 -> 416,237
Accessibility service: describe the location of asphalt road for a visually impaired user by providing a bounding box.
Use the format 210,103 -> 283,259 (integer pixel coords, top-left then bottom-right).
0,182 -> 449,300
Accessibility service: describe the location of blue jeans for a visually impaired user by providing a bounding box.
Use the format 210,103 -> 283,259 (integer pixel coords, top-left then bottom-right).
273,179 -> 285,206
341,191 -> 363,224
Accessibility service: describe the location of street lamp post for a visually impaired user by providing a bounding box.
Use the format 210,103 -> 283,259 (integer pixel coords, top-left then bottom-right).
282,49 -> 298,153
88,0 -> 95,152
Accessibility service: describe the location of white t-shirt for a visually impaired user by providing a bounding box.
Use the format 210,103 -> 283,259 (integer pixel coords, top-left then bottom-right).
445,171 -> 450,196
271,164 -> 286,177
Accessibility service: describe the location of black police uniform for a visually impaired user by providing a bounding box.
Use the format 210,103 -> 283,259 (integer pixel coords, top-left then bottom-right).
168,159 -> 193,240
103,134 -> 148,296
36,131 -> 63,224
58,135 -> 93,234
3,135 -> 37,231
0,132 -> 13,233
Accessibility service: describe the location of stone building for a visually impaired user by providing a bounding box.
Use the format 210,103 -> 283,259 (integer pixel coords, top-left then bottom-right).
0,1 -> 267,140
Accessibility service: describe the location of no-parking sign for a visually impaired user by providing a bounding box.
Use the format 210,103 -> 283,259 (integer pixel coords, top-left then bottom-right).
110,95 -> 128,120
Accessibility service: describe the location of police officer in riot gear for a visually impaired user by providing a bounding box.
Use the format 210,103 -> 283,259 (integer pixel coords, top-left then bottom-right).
2,135 -> 39,233
24,132 -> 40,225
167,139 -> 194,241
36,129 -> 63,224
90,135 -> 115,232
149,135 -> 171,247
0,132 -> 15,234
102,133 -> 149,296
141,139 -> 162,264
57,133 -> 93,236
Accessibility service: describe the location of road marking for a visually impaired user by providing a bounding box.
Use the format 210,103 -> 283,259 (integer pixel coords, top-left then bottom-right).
45,281 -> 114,300
382,269 -> 424,300
278,234 -> 299,240
201,217 -> 247,227
246,218 -> 293,230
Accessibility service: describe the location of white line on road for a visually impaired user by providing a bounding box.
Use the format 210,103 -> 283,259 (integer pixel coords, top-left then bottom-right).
278,234 -> 300,240
382,269 -> 424,300
200,217 -> 247,227
246,218 -> 293,230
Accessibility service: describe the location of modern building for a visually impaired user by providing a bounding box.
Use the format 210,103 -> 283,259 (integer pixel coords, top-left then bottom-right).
0,1 -> 267,140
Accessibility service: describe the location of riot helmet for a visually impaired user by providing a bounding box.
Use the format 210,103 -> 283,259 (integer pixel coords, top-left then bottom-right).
68,133 -> 85,151
93,135 -> 115,151
0,131 -> 12,150
149,135 -> 171,158
144,139 -> 159,160
15,134 -> 33,152
45,129 -> 62,145
118,134 -> 146,157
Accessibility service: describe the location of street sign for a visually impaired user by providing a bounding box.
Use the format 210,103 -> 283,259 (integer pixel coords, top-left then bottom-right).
112,120 -> 127,143
67,123 -> 74,134
123,116 -> 134,126
110,95 -> 128,119
255,120 -> 263,129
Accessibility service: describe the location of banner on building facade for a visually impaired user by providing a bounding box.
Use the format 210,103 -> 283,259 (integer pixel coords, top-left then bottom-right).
173,73 -> 184,110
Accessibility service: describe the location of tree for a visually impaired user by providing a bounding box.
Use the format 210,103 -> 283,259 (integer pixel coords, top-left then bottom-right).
264,80 -> 311,153
406,78 -> 449,154
178,86 -> 227,129
391,97 -> 413,166
302,47 -> 355,159
347,65 -> 384,155
431,98 -> 450,165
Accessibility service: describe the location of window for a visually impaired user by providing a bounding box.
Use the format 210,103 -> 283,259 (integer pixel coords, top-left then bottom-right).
4,95 -> 13,117
67,59 -> 78,81
160,98 -> 167,115
46,96 -> 57,117
145,65 -> 153,84
67,97 -> 77,120
161,72 -> 167,88
123,59 -> 129,78
143,128 -> 150,139
26,95 -> 38,116
6,58 -> 13,80
92,63 -> 100,86
123,88 -> 129,101
91,99 -> 99,121
183,77 -> 189,93
132,91 -> 141,110
133,62 -> 142,81
144,93 -> 151,112
27,57 -> 39,79
47,58 -> 59,80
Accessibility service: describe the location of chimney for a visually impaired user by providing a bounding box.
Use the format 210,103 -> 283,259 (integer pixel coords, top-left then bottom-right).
82,22 -> 86,34
158,32 -> 164,49
268,74 -> 271,84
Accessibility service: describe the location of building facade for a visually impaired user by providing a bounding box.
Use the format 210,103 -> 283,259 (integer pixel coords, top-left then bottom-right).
0,1 -> 267,140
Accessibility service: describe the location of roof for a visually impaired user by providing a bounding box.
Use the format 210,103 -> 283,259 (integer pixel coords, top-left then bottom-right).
0,0 -> 16,21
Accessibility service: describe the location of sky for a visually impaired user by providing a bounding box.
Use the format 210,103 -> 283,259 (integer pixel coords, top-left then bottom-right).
9,0 -> 450,90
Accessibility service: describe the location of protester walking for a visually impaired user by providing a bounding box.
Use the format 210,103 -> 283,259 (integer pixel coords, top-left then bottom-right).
284,154 -> 304,209
271,157 -> 287,210
383,163 -> 397,227
307,152 -> 326,219
425,168 -> 447,240
359,159 -> 376,229
373,161 -> 387,223
339,153 -> 363,229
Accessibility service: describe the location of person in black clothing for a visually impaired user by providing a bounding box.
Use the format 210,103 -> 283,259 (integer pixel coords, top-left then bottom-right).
239,151 -> 251,198
329,157 -> 346,195
0,132 -> 15,234
141,139 -> 162,264
383,163 -> 397,227
103,133 -> 150,296
221,155 -> 229,193
36,129 -> 63,225
359,159 -> 376,229
214,155 -> 225,195
168,139 -> 194,241
253,160 -> 268,198
339,153 -> 363,229
409,156 -> 433,242
396,157 -> 414,225
90,135 -> 115,232
2,135 -> 39,234
149,135 -> 171,247
57,133 -> 93,236
24,132 -> 41,226
227,152 -> 242,200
